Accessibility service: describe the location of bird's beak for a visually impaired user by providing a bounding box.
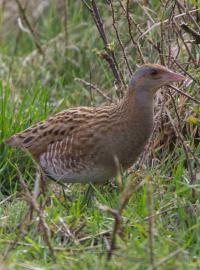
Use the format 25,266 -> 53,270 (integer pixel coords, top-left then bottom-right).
164,70 -> 186,82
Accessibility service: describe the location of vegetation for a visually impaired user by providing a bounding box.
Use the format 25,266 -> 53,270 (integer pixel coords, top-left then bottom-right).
0,0 -> 199,269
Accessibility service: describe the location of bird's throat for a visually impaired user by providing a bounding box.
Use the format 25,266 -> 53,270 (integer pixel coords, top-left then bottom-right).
120,84 -> 154,118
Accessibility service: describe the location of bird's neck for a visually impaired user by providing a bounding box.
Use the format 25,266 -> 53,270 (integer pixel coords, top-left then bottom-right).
113,84 -> 154,169
120,84 -> 154,118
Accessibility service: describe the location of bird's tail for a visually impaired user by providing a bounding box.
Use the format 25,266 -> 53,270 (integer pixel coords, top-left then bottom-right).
4,135 -> 22,147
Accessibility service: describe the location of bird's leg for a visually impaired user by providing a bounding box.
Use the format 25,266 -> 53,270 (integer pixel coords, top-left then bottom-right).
32,166 -> 46,199
81,183 -> 99,207
81,182 -> 107,207
40,172 -> 46,197
81,184 -> 93,207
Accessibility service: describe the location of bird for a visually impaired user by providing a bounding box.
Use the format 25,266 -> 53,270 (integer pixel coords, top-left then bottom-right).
5,64 -> 185,184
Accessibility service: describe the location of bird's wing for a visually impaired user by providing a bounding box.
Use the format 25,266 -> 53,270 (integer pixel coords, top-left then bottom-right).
5,106 -> 109,159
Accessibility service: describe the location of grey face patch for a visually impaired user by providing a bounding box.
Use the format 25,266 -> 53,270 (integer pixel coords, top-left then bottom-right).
129,64 -> 169,92
135,65 -> 166,78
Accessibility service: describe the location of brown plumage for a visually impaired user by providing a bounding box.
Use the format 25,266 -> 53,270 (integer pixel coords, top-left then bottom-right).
5,64 -> 185,183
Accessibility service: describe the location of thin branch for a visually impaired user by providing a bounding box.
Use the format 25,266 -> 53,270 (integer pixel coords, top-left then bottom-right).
168,85 -> 200,105
147,178 -> 156,270
0,194 -> 16,206
172,60 -> 198,84
82,0 -> 125,96
118,0 -> 161,54
75,78 -> 112,102
62,0 -> 69,51
109,0 -> 133,74
181,23 -> 200,44
96,176 -> 144,261
138,8 -> 200,40
176,0 -> 200,32
164,105 -> 196,199
95,201 -> 122,261
16,167 -> 56,262
126,0 -> 145,63
172,18 -> 197,67
147,249 -> 183,270
15,0 -> 45,56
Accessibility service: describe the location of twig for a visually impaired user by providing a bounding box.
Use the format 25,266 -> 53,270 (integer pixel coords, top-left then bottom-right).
16,167 -> 56,263
56,217 -> 79,245
118,177 -> 143,214
144,201 -> 199,221
181,23 -> 200,44
172,18 -> 197,67
1,239 -> 102,252
172,60 -> 198,83
78,229 -> 111,242
17,17 -> 30,34
0,194 -> 15,206
169,91 -> 198,193
144,207 -> 177,221
62,0 -> 68,52
147,178 -> 156,270
75,78 -> 112,102
95,201 -> 122,260
126,0 -> 145,64
96,175 -> 144,261
164,105 -> 196,199
159,18 -> 166,65
82,0 -> 125,96
109,0 -> 133,74
21,32 -> 64,65
138,8 -> 200,40
15,0 -> 45,56
2,205 -> 32,262
138,3 -> 155,24
118,0 -> 161,54
8,29 -> 22,78
147,249 -> 183,270
176,0 -> 200,32
168,85 -> 200,104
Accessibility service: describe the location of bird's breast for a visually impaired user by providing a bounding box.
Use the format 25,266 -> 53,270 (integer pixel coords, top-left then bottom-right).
110,113 -> 153,169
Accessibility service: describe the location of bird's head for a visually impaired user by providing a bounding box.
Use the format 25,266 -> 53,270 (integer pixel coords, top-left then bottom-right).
130,64 -> 185,95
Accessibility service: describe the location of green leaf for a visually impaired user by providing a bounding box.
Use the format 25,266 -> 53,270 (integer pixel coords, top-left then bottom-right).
186,116 -> 200,124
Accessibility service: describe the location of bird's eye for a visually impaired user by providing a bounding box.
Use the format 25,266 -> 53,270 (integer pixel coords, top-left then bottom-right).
151,69 -> 158,75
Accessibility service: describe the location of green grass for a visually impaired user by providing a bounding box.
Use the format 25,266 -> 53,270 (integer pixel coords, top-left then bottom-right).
0,1 -> 199,269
